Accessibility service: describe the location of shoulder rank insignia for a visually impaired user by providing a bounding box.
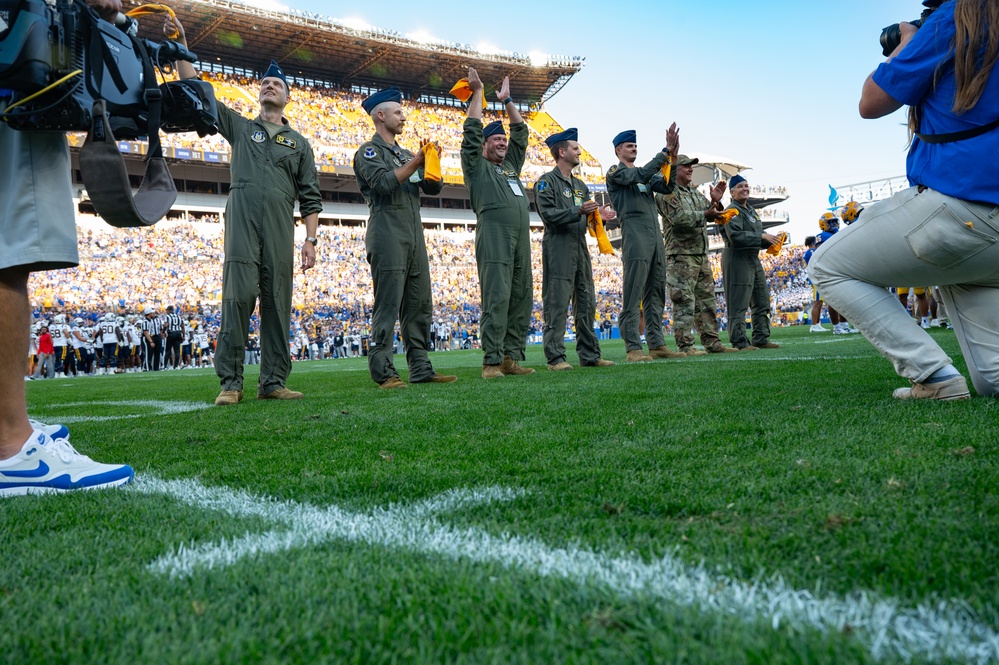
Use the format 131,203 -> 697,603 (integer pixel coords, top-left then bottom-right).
275,135 -> 297,149
251,130 -> 266,143
536,181 -> 549,193
363,147 -> 376,159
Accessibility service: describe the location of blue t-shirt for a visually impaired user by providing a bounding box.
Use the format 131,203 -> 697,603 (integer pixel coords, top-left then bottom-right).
815,230 -> 837,247
872,2 -> 999,205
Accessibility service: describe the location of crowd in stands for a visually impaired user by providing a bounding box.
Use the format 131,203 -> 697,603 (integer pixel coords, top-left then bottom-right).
29,218 -> 814,371
157,72 -> 606,184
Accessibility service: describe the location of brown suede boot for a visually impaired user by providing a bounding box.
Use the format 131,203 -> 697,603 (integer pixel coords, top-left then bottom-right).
500,356 -> 535,375
649,346 -> 686,359
482,365 -> 504,379
625,350 -> 653,363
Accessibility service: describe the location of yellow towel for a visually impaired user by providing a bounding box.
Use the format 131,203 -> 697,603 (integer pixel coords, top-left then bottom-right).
660,163 -> 671,182
421,143 -> 441,182
126,4 -> 179,37
766,231 -> 789,255
715,209 -> 739,226
449,79 -> 487,109
587,210 -> 615,255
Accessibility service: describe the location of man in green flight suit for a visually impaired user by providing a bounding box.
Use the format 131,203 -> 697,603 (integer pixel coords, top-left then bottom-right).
353,87 -> 458,389
460,68 -> 534,379
605,127 -> 686,363
721,174 -> 781,350
657,155 -> 737,355
534,128 -> 616,370
169,18 -> 320,406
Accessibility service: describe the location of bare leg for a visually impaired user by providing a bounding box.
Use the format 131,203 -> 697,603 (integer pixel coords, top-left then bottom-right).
0,267 -> 34,459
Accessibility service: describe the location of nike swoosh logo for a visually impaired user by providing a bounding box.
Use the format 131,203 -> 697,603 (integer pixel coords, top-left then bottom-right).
1,460 -> 50,478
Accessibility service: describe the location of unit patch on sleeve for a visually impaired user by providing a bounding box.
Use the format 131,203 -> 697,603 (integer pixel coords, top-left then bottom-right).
363,147 -> 376,159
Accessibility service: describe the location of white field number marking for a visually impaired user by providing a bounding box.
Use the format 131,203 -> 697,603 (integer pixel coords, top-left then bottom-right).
138,476 -> 999,663
40,401 -> 212,423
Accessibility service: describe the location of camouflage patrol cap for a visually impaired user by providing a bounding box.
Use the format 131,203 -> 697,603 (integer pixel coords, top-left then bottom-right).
676,154 -> 699,166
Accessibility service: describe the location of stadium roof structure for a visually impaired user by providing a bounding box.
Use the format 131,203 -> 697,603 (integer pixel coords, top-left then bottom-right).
169,0 -> 585,106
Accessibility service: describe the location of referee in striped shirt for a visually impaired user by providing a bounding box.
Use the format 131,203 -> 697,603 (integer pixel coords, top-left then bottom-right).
163,305 -> 184,370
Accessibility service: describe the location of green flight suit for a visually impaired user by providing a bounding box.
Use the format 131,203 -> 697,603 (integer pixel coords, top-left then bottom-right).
213,102 -> 322,395
657,184 -> 723,352
721,199 -> 772,348
534,168 -> 601,366
605,153 -> 673,352
461,118 -> 532,366
353,133 -> 443,384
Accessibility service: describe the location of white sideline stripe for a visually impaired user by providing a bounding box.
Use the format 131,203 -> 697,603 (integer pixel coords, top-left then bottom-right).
138,476 -> 999,662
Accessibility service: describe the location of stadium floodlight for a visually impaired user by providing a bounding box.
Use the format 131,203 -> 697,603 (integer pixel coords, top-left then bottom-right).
406,30 -> 436,44
338,16 -> 371,32
528,51 -> 548,67
476,41 -> 501,55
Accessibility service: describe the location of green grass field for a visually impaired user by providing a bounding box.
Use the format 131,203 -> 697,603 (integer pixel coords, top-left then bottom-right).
4,327 -> 999,664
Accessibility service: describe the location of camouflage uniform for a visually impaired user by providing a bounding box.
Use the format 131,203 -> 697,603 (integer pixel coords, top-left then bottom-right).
657,184 -> 723,352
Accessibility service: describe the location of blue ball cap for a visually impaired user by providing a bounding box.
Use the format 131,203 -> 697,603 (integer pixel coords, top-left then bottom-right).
261,60 -> 288,90
483,121 -> 506,139
544,127 -> 578,147
612,129 -> 636,147
361,87 -> 403,114
729,174 -> 747,190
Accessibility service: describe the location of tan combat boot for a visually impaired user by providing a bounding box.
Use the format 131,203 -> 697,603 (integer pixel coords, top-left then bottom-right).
500,356 -> 536,375
649,346 -> 686,359
214,389 -> 243,406
482,364 -> 504,379
547,361 -> 573,371
378,376 -> 408,390
258,387 -> 304,399
625,350 -> 653,363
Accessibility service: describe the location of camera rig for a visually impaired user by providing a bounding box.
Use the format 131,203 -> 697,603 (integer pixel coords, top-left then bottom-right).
0,0 -> 219,227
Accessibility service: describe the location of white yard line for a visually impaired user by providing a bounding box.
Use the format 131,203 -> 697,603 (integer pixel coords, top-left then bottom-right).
45,400 -> 212,423
138,476 -> 999,663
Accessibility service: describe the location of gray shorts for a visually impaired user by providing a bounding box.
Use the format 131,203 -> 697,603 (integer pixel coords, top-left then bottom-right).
0,123 -> 78,271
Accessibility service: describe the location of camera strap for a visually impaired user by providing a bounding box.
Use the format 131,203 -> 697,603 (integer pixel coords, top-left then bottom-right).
916,117 -> 999,144
78,99 -> 176,228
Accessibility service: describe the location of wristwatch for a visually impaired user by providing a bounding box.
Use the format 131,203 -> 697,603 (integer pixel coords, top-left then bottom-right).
304,236 -> 318,246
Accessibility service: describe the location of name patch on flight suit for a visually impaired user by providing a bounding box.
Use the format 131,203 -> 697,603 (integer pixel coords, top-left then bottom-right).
275,135 -> 297,149
251,130 -> 266,143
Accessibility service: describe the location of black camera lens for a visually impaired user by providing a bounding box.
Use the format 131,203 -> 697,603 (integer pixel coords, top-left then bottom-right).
879,17 -> 924,57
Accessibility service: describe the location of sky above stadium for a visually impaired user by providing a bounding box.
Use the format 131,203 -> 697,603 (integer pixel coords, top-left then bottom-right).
285,0 -> 920,241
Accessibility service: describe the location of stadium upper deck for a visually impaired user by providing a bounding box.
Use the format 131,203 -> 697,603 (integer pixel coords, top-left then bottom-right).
168,0 -> 584,106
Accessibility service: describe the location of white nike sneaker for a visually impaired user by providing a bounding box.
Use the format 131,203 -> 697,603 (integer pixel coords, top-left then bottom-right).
28,419 -> 70,441
809,324 -> 829,332
0,430 -> 134,497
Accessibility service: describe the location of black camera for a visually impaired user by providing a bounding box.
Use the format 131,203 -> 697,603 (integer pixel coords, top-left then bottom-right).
0,0 -> 217,137
880,0 -> 947,57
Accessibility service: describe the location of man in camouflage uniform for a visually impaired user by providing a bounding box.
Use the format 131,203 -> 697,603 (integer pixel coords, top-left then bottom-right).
605,127 -> 686,362
171,20 -> 321,404
354,87 -> 457,389
657,155 -> 738,355
534,128 -> 615,370
460,68 -> 535,379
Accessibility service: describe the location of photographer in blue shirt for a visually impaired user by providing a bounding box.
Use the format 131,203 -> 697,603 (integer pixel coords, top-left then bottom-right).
811,0 -> 999,401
